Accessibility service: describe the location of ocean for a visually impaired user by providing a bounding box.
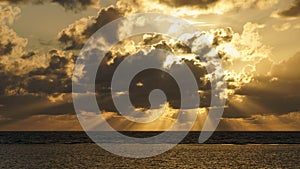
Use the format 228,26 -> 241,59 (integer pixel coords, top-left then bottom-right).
1,132 -> 300,168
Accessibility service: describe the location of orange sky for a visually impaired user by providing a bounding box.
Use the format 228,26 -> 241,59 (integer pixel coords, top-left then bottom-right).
0,0 -> 299,131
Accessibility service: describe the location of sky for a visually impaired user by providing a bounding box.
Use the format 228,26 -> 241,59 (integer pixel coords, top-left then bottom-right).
0,0 -> 299,131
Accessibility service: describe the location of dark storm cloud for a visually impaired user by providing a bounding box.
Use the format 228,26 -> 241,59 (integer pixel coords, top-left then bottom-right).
26,50 -> 74,94
0,71 -> 17,95
157,0 -> 277,9
0,49 -> 76,122
57,0 -> 272,51
58,6 -> 123,50
0,46 -> 210,122
1,0 -> 294,125
93,40 -> 212,113
96,62 -> 211,112
118,0 -> 278,15
158,0 -> 219,8
0,4 -> 123,121
1,0 -> 100,12
0,49 -> 75,95
0,95 -> 74,125
223,52 -> 300,118
52,0 -> 99,11
0,42 -> 15,56
278,0 -> 300,18
21,51 -> 36,59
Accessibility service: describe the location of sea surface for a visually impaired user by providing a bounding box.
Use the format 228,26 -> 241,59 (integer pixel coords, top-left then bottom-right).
0,132 -> 300,168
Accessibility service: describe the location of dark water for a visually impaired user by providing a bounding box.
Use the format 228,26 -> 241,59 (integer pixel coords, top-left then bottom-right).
1,144 -> 300,168
0,131 -> 299,144
1,132 -> 299,168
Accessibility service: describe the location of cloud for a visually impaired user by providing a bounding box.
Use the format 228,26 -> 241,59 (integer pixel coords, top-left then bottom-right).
272,23 -> 291,31
0,6 -> 77,125
116,0 -> 278,16
277,0 -> 300,18
0,0 -> 100,12
0,5 -> 20,25
0,6 -> 50,75
25,50 -> 75,94
78,20 -> 270,117
0,6 -> 79,127
0,114 -> 81,131
0,94 -> 74,127
57,0 -> 278,50
95,54 -> 210,111
218,112 -> 300,131
61,10 -> 271,114
224,52 -> 300,118
0,6 -> 76,89
0,4 -> 272,124
159,0 -> 278,10
0,6 -> 24,56
0,50 -> 76,123
58,6 -> 123,50
1,1 -> 297,131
